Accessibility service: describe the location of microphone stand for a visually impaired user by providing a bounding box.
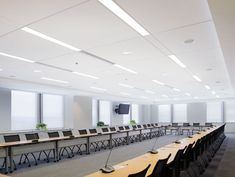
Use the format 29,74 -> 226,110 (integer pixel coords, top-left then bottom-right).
100,148 -> 115,173
149,135 -> 159,154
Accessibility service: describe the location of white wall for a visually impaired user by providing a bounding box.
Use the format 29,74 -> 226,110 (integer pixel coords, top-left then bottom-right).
187,102 -> 207,124
0,88 -> 11,132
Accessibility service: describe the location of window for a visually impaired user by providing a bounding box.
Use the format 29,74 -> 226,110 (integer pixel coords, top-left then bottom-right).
11,90 -> 38,130
92,99 -> 98,127
131,104 -> 139,124
158,104 -> 171,123
173,104 -> 187,123
42,94 -> 64,129
225,101 -> 235,122
123,112 -> 130,125
99,100 -> 111,125
207,102 -> 223,122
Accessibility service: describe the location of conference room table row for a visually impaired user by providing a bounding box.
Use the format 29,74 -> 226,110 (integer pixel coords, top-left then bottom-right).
0,126 -> 163,174
85,124 -> 224,177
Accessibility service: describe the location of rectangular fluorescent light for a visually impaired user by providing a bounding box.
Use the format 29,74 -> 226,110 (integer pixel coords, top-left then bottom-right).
90,86 -> 107,91
185,93 -> 191,96
120,92 -> 130,96
162,94 -> 168,98
173,88 -> 181,92
168,55 -> 186,68
0,52 -> 35,63
21,27 -> 81,52
205,85 -> 211,90
152,80 -> 165,86
41,77 -> 69,84
114,64 -> 137,74
98,0 -> 149,36
118,83 -> 134,89
211,91 -> 216,95
72,71 -> 99,79
193,75 -> 202,82
145,90 -> 155,94
216,95 -> 220,98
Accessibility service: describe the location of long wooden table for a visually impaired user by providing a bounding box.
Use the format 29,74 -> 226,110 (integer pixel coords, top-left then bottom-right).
0,126 -> 163,174
85,125 -> 224,177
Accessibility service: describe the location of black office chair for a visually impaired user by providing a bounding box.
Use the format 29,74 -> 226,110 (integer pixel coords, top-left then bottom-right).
149,154 -> 171,177
166,146 -> 187,177
45,132 -> 60,161
18,133 -> 39,166
3,135 -> 20,170
128,164 -> 151,177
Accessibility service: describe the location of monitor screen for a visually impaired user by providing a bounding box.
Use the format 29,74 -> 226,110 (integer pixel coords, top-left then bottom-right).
89,129 -> 97,134
110,127 -> 116,132
118,104 -> 130,114
102,128 -> 109,132
79,129 -> 87,135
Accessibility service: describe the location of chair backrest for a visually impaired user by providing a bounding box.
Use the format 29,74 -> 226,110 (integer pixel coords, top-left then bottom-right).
155,123 -> 158,126
172,146 -> 187,167
89,129 -> 97,134
101,127 -> 109,133
172,123 -> 178,127
193,123 -> 200,127
132,125 -> 137,129
125,126 -> 130,130
150,154 -> 171,177
48,132 -> 60,138
151,123 -> 155,127
118,126 -> 124,131
109,127 -> 116,132
79,129 -> 88,135
4,134 -> 20,142
137,125 -> 142,129
205,122 -> 212,127
25,133 -> 39,140
128,164 -> 151,177
143,124 -> 147,128
183,123 -> 190,127
147,124 -> 151,127
62,130 -> 73,137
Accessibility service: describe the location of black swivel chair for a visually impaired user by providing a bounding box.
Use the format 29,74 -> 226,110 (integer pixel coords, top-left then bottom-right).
3,135 -> 20,171
149,154 -> 171,177
128,164 -> 151,177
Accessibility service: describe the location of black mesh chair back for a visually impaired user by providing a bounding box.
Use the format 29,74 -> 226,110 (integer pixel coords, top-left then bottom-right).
89,129 -> 97,134
109,127 -> 116,132
119,126 -> 124,131
147,124 -> 151,127
62,130 -> 73,137
48,132 -> 60,138
151,123 -> 155,127
205,122 -> 212,127
143,124 -> 147,128
172,123 -> 178,127
137,125 -> 142,128
25,133 -> 39,140
102,127 -> 109,133
150,154 -> 171,177
155,123 -> 158,126
79,129 -> 88,135
125,126 -> 130,130
193,123 -> 200,127
183,123 -> 190,127
4,134 -> 20,142
132,125 -> 137,129
128,164 -> 151,177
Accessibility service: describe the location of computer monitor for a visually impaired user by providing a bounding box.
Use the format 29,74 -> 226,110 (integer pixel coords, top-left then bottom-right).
102,128 -> 109,132
110,127 -> 116,132
125,126 -> 130,130
119,126 -> 124,131
137,125 -> 142,128
79,129 -> 87,135
89,129 -> 97,134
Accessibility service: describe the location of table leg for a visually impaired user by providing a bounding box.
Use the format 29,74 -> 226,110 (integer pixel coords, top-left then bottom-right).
55,141 -> 59,162
9,147 -> 13,173
150,129 -> 152,139
86,137 -> 90,154
126,132 -> 129,145
5,148 -> 9,174
109,134 -> 113,149
139,130 -> 142,142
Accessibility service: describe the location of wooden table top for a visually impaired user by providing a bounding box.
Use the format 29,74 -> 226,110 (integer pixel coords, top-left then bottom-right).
85,125 -> 222,177
0,174 -> 9,177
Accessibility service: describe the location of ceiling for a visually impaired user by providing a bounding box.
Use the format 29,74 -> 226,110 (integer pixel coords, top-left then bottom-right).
0,0 -> 233,103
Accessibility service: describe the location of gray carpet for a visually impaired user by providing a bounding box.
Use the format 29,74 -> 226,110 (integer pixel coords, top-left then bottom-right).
8,135 -> 184,177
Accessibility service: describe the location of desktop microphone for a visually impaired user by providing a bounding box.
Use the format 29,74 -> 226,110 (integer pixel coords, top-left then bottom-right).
149,136 -> 159,154
100,148 -> 115,173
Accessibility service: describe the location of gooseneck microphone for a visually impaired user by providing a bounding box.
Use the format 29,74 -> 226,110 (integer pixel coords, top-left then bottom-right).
100,148 -> 115,173
149,136 -> 159,154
